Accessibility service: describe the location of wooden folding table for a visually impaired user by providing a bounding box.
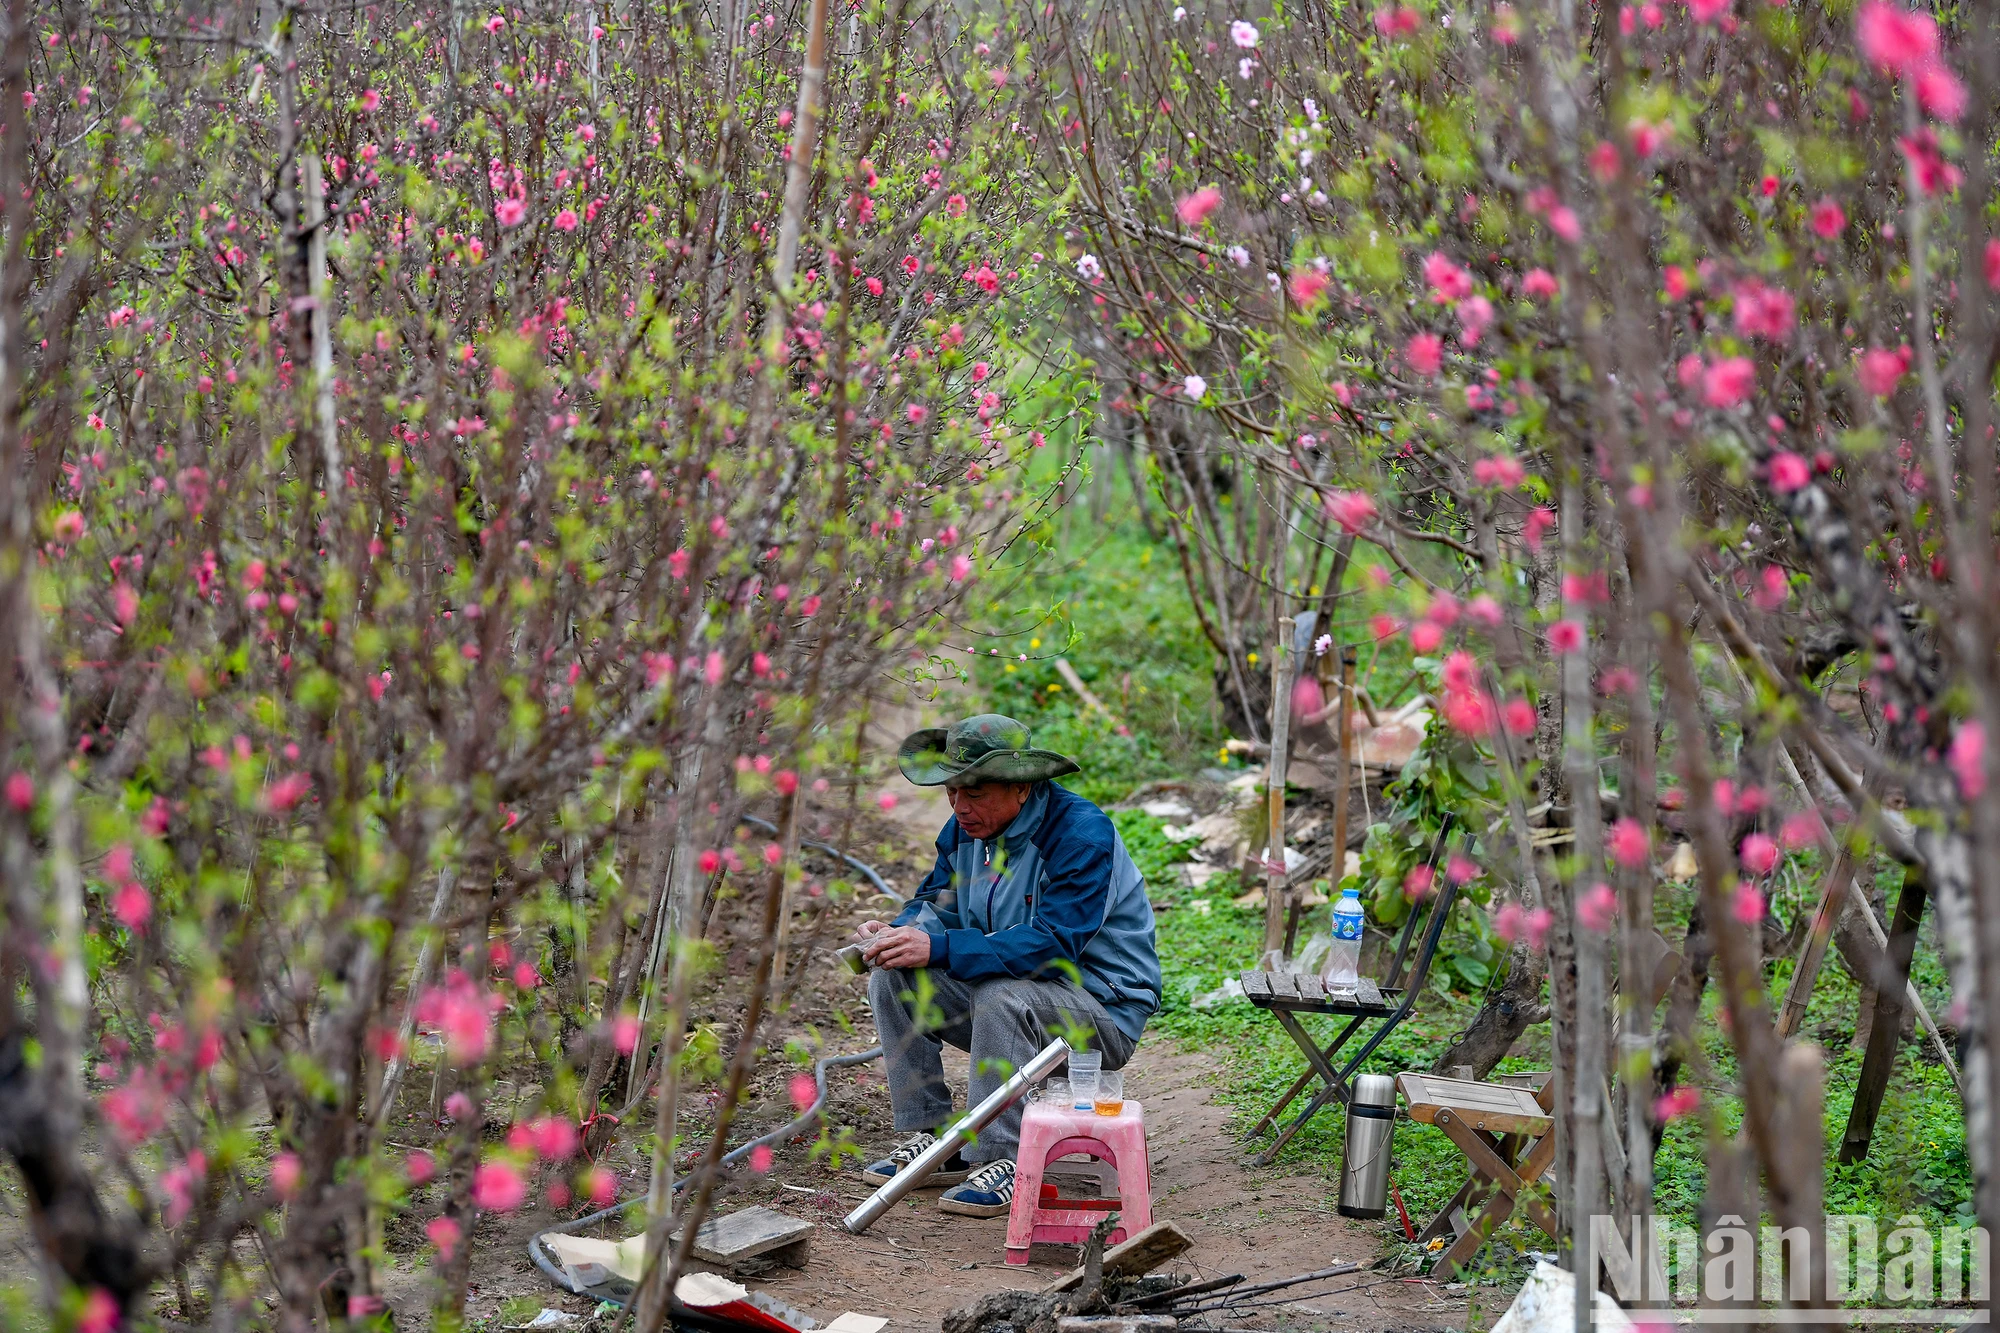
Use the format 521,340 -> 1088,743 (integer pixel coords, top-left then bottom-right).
1397,1072 -> 1558,1274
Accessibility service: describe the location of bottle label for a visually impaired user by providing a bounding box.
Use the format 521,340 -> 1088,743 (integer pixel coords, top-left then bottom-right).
1333,912 -> 1364,941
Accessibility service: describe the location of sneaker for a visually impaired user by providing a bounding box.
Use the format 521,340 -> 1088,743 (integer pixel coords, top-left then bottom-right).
860,1132 -> 972,1187
938,1159 -> 1016,1217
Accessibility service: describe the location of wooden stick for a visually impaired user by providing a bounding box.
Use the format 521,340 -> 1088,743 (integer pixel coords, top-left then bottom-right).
1839,870 -> 1931,1162
1712,643 -> 1963,1087
1334,647 -> 1353,889
1262,621 -> 1294,961
1054,657 -> 1119,725
1039,1221 -> 1194,1294
1776,842 -> 1861,1040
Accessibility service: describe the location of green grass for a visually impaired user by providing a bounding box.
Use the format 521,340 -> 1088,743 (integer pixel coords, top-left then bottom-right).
1142,836 -> 1974,1273
968,488 -> 1233,807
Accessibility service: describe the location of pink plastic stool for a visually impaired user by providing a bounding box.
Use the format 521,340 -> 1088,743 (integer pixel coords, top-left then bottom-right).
1005,1098 -> 1152,1266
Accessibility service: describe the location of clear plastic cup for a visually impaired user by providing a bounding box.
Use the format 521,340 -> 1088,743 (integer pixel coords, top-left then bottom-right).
1039,1077 -> 1070,1106
1094,1070 -> 1125,1116
1067,1052 -> 1102,1110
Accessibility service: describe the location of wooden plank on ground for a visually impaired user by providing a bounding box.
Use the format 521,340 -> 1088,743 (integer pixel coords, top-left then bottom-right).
672,1206 -> 814,1265
1040,1220 -> 1194,1294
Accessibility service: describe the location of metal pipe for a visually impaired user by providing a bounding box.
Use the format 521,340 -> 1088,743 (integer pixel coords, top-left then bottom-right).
842,1035 -> 1072,1234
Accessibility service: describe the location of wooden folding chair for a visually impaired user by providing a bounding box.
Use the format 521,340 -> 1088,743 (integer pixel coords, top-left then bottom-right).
1237,824 -> 1461,1167
1397,1072 -> 1558,1275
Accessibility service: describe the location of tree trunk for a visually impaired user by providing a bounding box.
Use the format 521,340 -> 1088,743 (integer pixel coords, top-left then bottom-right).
1430,945 -> 1549,1079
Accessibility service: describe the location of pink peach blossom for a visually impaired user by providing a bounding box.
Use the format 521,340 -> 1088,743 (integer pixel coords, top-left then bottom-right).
473,1160 -> 527,1212
1912,61 -> 1960,120
112,882 -> 152,930
1702,356 -> 1756,408
1856,0 -> 1936,74
271,1152 -> 302,1199
1175,187 -> 1223,226
531,1116 -> 580,1160
1607,818 -> 1651,868
1404,332 -> 1443,376
1780,813 -> 1823,849
77,1290 -> 119,1333
1768,451 -> 1811,492
427,1215 -> 463,1260
1753,564 -> 1790,610
1577,883 -> 1618,932
1732,883 -> 1767,923
1951,720 -> 1987,797
612,1012 -> 642,1055
1857,345 -> 1910,397
1324,490 -> 1378,533
1731,279 -> 1795,341
1738,832 -> 1779,876
1467,595 -> 1504,626
1441,688 -> 1496,736
1423,252 -> 1473,304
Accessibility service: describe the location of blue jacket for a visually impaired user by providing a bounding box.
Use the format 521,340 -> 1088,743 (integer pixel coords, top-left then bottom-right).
892,782 -> 1162,1042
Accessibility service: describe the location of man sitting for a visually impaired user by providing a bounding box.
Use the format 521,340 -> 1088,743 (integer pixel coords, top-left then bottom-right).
853,714 -> 1162,1217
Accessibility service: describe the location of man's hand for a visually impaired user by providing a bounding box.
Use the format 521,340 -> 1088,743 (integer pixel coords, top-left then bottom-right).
860,924 -> 932,970
852,919 -> 891,945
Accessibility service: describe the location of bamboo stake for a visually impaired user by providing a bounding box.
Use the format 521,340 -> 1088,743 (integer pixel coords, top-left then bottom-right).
1262,619 -> 1294,963
1561,469 -> 1607,1316
1776,843 -> 1862,1041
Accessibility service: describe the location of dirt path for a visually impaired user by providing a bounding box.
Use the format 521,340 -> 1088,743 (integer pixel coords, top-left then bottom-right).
427,682 -> 1475,1330
738,1037 -> 1470,1333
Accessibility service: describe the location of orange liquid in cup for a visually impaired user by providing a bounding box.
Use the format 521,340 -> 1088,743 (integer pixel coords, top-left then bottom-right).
1093,1098 -> 1123,1116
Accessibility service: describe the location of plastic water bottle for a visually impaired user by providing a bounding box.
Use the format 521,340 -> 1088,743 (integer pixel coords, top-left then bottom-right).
1326,886 -> 1365,989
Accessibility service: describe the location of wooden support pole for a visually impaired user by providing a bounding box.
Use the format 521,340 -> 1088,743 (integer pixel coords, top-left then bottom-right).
1261,620 -> 1294,963
1333,647 -> 1353,886
1776,842 -> 1861,1039
1777,1043 -> 1829,1306
1838,868 -> 1929,1163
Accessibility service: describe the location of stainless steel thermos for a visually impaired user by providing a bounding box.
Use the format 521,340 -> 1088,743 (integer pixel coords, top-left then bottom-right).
1337,1073 -> 1398,1219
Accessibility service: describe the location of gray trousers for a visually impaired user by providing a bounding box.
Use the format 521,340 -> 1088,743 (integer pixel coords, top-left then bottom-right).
867,967 -> 1135,1163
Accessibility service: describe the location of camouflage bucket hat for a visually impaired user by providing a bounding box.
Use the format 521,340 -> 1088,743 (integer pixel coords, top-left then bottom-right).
895,713 -> 1081,788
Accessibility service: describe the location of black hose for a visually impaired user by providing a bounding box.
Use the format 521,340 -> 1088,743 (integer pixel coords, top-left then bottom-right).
737,815 -> 902,903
